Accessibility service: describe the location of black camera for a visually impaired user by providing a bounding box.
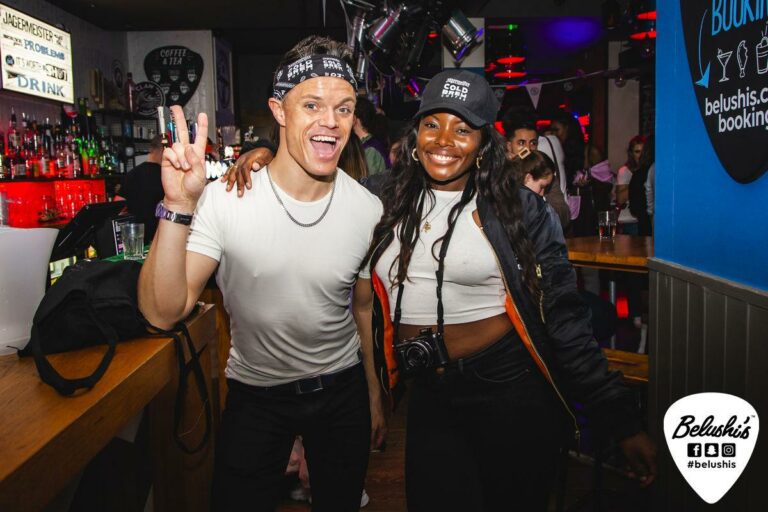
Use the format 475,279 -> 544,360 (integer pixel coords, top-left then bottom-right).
395,328 -> 450,376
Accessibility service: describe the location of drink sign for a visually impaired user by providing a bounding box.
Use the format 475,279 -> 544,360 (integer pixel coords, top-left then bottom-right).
143,46 -> 203,107
681,1 -> 768,183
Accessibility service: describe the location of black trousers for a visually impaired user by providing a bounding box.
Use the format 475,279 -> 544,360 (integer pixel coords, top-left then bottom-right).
211,364 -> 371,512
406,332 -> 571,512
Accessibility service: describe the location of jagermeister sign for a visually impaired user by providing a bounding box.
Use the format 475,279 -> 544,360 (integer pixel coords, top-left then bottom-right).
681,1 -> 768,183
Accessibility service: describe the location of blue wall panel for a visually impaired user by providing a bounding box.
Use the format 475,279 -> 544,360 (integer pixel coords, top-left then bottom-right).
656,1 -> 768,291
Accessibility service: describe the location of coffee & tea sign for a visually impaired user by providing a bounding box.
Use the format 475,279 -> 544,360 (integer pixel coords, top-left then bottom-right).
681,1 -> 768,183
143,45 -> 203,108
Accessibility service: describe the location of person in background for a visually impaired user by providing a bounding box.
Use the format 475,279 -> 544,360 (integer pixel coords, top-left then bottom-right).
549,112 -> 599,236
615,135 -> 646,235
502,110 -> 570,230
511,149 -> 555,198
629,137 -> 654,237
340,133 -> 370,182
138,36 -> 385,511
354,97 -> 390,176
645,162 -> 655,223
113,135 -> 164,241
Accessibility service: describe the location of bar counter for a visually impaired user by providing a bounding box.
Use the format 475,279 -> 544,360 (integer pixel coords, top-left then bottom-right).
0,304 -> 218,512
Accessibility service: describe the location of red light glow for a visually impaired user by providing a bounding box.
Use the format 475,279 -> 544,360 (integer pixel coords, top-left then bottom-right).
494,71 -> 527,79
630,30 -> 657,40
494,121 -> 505,136
496,56 -> 525,65
428,32 -> 439,39
636,11 -> 656,21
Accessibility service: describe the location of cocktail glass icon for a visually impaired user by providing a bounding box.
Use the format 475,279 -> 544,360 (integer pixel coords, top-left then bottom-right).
718,49 -> 733,82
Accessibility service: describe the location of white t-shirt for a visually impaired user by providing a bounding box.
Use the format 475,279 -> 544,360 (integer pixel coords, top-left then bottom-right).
538,134 -> 567,196
187,168 -> 382,386
616,165 -> 637,224
374,190 -> 506,325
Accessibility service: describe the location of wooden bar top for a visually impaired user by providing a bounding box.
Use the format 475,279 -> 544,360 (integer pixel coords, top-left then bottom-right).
566,235 -> 653,272
0,304 -> 216,512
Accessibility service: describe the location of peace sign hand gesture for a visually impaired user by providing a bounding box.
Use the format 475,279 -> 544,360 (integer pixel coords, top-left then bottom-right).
161,105 -> 209,212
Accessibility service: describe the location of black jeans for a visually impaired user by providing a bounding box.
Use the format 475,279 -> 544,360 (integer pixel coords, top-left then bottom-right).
406,331 -> 570,512
211,364 -> 371,512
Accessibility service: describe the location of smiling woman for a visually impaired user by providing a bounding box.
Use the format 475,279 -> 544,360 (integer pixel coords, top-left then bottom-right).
362,69 -> 658,512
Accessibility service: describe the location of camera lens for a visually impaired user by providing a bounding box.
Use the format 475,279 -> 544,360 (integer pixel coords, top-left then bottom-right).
404,344 -> 431,369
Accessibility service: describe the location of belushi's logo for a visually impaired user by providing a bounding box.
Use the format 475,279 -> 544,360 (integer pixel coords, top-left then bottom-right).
664,393 -> 759,504
671,414 -> 753,439
680,1 -> 768,183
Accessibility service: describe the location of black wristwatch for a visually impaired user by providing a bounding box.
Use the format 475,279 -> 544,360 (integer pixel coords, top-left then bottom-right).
155,201 -> 194,225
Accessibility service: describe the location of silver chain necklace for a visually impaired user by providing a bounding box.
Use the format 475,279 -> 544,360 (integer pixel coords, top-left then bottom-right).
266,167 -> 337,228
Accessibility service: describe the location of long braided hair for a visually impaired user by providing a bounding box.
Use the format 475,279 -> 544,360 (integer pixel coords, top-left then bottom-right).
363,119 -> 540,296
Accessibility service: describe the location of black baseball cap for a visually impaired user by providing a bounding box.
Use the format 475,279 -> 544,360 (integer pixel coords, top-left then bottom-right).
414,69 -> 500,128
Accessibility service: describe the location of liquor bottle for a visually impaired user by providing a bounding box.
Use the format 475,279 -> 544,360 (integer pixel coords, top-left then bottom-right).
12,149 -> 26,178
6,108 -> 18,155
21,113 -> 34,153
87,137 -> 98,175
0,154 -> 9,180
125,72 -> 136,112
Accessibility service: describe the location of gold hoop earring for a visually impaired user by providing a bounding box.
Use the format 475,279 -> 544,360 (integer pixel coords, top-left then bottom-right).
476,156 -> 483,169
411,148 -> 419,162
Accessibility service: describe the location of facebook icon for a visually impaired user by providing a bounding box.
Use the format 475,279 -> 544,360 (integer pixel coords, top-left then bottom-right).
687,443 -> 702,457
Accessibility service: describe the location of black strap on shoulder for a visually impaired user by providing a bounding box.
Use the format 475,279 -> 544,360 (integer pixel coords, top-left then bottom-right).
393,283 -> 404,342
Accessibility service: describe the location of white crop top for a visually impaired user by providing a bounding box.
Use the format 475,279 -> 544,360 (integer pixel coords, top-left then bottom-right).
373,189 -> 506,325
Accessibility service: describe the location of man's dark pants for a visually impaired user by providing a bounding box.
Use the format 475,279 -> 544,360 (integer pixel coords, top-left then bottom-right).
211,364 -> 371,511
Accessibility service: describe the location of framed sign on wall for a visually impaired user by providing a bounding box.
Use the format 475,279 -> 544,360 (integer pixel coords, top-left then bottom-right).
0,3 -> 74,103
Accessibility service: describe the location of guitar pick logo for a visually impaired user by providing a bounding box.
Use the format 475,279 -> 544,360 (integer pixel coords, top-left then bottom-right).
680,1 -> 768,183
143,46 -> 204,108
664,393 -> 759,504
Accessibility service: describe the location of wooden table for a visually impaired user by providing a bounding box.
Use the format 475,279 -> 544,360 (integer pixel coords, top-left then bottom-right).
0,305 -> 218,512
603,348 -> 648,385
566,235 -> 652,274
566,235 -> 653,351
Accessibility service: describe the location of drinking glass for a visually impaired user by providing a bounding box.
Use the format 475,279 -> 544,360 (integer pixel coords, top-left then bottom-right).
122,223 -> 145,260
598,211 -> 617,240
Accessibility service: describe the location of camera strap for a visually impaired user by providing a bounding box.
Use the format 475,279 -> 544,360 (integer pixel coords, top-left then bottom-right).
393,184 -> 475,338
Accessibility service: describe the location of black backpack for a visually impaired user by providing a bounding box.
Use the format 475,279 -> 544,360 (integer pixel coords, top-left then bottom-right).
21,259 -> 211,454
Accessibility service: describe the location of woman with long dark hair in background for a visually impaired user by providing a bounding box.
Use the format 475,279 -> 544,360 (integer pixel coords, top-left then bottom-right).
549,112 -> 608,236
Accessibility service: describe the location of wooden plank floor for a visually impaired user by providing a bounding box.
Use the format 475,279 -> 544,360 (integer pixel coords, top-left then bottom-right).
276,391 -> 651,512
277,396 -> 407,512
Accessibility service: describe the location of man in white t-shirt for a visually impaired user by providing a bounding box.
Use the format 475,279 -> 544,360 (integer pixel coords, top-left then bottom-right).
138,36 -> 384,512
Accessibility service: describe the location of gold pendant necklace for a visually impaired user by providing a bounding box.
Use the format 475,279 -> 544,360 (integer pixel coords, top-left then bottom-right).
422,193 -> 461,233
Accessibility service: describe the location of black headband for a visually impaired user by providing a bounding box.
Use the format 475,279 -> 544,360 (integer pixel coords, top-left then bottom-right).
272,55 -> 357,100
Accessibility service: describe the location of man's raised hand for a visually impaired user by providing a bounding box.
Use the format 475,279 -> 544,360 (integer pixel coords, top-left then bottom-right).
161,105 -> 209,211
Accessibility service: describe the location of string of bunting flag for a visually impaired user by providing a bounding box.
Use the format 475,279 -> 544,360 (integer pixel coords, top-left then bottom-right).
489,69 -> 607,109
